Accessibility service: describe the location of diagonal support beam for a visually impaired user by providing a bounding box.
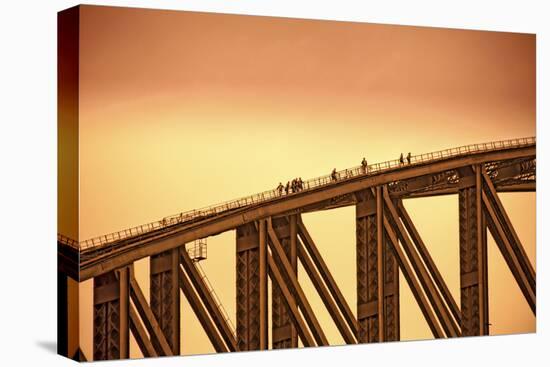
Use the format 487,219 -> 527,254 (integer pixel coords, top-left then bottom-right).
397,200 -> 462,326
267,220 -> 329,346
129,269 -> 173,356
382,215 -> 445,338
270,216 -> 298,349
130,303 -> 158,358
481,190 -> 536,313
180,249 -> 238,351
297,218 -> 359,338
383,187 -> 460,337
482,171 -> 536,293
178,265 -> 228,352
297,238 -> 357,344
267,252 -> 316,347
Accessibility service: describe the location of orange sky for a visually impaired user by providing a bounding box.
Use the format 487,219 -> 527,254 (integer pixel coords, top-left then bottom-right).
67,5 -> 535,360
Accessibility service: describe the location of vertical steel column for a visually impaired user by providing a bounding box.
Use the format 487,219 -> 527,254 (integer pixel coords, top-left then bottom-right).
236,222 -> 267,351
459,166 -> 488,336
356,189 -> 379,342
356,189 -> 400,343
376,187 -> 385,342
118,267 -> 129,359
150,248 -> 180,354
271,216 -> 298,349
258,220 -> 268,349
383,229 -> 400,342
93,269 -> 129,360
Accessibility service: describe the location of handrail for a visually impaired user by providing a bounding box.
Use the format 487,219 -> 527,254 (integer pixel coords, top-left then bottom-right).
57,136 -> 535,251
195,262 -> 236,337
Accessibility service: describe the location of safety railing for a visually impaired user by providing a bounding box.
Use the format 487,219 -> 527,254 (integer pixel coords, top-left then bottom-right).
195,262 -> 236,337
61,136 -> 534,251
57,233 -> 80,250
187,239 -> 207,262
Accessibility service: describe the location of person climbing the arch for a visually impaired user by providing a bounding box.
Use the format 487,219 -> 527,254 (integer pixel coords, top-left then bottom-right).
361,157 -> 368,173
331,168 -> 338,181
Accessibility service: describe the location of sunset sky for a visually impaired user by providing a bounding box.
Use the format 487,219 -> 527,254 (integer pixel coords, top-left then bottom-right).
66,5 -> 535,359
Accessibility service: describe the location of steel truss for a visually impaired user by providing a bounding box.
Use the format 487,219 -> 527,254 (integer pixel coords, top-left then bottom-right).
86,159 -> 536,360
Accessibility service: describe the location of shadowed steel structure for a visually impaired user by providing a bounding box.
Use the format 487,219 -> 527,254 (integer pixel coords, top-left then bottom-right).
58,137 -> 536,360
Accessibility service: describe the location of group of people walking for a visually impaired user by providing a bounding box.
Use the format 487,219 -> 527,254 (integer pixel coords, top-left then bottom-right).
277,177 -> 304,196
276,152 -> 413,197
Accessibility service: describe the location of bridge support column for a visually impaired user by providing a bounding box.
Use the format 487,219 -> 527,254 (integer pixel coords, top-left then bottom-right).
271,215 -> 298,348
356,188 -> 400,343
236,222 -> 268,350
459,165 -> 489,336
93,268 -> 129,360
150,248 -> 180,354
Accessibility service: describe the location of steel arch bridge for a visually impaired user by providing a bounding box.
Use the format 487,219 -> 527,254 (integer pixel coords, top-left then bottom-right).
58,137 -> 536,361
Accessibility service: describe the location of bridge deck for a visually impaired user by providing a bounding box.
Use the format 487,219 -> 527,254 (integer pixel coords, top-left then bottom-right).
57,137 -> 535,280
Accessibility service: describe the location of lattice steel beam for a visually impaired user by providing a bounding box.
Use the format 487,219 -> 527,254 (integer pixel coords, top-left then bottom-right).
93,269 -> 129,360
270,216 -> 298,348
355,189 -> 400,342
129,269 -> 173,356
297,239 -> 357,344
458,166 -> 489,336
397,200 -> 461,326
268,220 -> 329,346
267,252 -> 315,347
236,221 -> 268,351
481,182 -> 536,313
297,218 -> 358,337
384,187 -> 460,337
179,249 -> 238,351
178,265 -> 228,352
130,303 -> 158,358
382,215 -> 445,338
482,171 -> 536,294
150,248 -> 180,354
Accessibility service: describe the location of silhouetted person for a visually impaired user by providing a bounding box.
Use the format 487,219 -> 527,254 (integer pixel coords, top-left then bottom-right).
331,168 -> 338,181
361,157 -> 368,173
399,153 -> 404,165
285,181 -> 290,195
407,152 -> 411,164
277,182 -> 284,196
299,177 -> 303,191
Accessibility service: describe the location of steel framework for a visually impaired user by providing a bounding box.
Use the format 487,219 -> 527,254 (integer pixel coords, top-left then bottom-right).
56,138 -> 536,360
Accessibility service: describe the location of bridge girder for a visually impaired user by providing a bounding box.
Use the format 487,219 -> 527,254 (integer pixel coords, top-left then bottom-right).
458,165 -> 489,336
178,265 -> 228,352
268,216 -> 298,349
355,188 -> 400,343
268,219 -> 329,346
68,144 -> 536,360
481,172 -> 536,313
150,249 -> 180,354
297,218 -> 359,337
236,222 -> 268,351
78,146 -> 535,281
180,249 -> 238,351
